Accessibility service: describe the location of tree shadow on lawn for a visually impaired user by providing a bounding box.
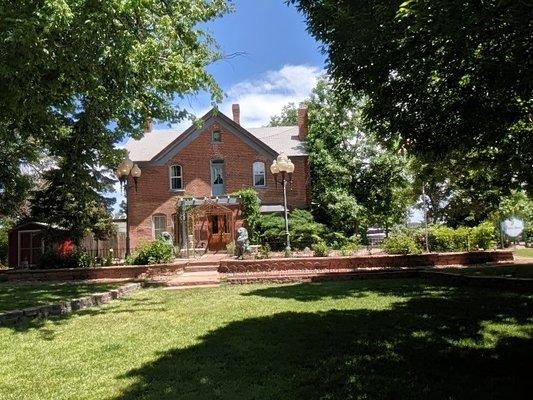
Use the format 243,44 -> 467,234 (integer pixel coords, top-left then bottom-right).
242,278 -> 441,302
116,285 -> 533,400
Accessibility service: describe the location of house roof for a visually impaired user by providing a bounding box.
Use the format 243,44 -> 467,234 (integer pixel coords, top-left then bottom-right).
247,126 -> 307,157
124,109 -> 307,162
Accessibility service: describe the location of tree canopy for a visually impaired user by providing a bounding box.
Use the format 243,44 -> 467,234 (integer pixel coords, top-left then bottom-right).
288,0 -> 532,193
0,0 -> 229,239
270,78 -> 412,235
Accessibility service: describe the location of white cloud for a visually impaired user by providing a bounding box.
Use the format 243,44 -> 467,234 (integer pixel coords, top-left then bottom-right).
222,64 -> 323,127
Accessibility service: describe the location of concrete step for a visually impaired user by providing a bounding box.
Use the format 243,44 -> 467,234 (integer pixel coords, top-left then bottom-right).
187,260 -> 223,267
185,265 -> 219,272
164,284 -> 220,290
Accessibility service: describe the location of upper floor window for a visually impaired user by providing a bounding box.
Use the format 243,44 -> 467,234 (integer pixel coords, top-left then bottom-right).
152,214 -> 167,239
253,161 -> 266,187
212,130 -> 222,143
169,165 -> 183,190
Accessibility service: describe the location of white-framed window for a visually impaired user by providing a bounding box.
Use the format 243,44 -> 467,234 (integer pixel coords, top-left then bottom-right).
253,161 -> 266,187
169,164 -> 183,190
152,214 -> 167,239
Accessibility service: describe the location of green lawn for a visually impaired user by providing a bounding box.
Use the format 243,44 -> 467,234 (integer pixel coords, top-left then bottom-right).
0,280 -> 532,399
0,281 -> 121,312
440,263 -> 533,279
514,248 -> 533,258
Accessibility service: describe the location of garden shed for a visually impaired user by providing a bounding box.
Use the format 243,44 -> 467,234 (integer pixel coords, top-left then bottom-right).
7,221 -> 57,268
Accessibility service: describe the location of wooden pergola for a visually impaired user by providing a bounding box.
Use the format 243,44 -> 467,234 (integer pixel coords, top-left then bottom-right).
176,196 -> 241,257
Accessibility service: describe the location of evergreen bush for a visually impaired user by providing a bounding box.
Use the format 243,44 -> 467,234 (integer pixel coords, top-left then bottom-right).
126,238 -> 174,265
255,209 -> 325,251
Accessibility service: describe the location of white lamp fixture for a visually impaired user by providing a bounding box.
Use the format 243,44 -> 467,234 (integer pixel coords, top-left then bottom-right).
269,152 -> 295,257
117,154 -> 141,192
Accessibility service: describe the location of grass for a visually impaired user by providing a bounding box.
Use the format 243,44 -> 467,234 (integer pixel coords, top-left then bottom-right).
0,281 -> 121,312
0,279 -> 532,400
514,248 -> 533,258
440,263 -> 533,279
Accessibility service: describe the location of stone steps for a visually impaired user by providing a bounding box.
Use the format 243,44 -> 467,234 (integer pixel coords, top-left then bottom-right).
184,265 -> 219,273
155,270 -> 221,288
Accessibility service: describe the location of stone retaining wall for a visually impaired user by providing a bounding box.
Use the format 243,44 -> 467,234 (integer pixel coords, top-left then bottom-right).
0,261 -> 187,282
0,282 -> 142,326
218,251 -> 513,273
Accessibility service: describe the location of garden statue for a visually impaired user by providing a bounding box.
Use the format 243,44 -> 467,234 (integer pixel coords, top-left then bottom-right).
235,227 -> 250,258
161,231 -> 173,244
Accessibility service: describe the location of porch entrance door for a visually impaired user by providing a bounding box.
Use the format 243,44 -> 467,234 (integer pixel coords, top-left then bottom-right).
19,230 -> 43,267
211,161 -> 225,196
207,214 -> 231,251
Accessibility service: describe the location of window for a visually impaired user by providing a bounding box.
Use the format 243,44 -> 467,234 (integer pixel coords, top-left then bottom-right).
212,130 -> 222,142
253,161 -> 266,187
169,165 -> 183,190
153,214 -> 167,239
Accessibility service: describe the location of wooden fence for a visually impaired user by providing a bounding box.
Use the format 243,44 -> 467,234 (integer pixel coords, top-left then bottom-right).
80,233 -> 127,260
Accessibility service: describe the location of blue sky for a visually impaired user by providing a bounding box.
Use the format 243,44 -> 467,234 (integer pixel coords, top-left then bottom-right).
114,1 -> 326,212
153,0 -> 326,130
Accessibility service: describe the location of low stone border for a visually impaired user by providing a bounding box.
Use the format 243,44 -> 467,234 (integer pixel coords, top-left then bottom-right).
421,271 -> 533,292
219,251 -> 513,273
0,282 -> 142,326
0,261 -> 187,282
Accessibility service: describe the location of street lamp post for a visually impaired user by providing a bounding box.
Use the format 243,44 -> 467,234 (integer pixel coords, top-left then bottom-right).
270,153 -> 295,258
117,154 -> 141,257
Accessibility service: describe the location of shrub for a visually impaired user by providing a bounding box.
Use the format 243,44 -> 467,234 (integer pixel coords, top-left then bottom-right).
453,226 -> 471,251
382,232 -> 422,255
339,241 -> 361,256
231,188 -> 261,242
259,243 -> 271,259
470,221 -> 496,250
126,238 -> 174,265
427,226 -> 457,252
290,209 -> 325,249
255,209 -> 325,251
312,241 -> 330,257
39,246 -> 93,269
323,231 -> 352,249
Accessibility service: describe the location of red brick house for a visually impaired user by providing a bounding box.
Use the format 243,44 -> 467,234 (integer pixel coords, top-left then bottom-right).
123,104 -> 310,253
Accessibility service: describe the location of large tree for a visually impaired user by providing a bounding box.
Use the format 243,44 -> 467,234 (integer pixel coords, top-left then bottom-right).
1,0 -> 229,239
271,78 -> 412,235
289,0 -> 532,193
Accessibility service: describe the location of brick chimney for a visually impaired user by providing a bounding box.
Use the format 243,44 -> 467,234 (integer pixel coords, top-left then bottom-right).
232,103 -> 240,125
297,103 -> 308,140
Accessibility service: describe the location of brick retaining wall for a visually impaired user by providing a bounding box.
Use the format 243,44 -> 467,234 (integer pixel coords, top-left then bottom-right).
0,261 -> 187,282
218,251 -> 513,273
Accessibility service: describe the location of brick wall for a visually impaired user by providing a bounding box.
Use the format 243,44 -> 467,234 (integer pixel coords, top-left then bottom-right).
128,122 -> 309,247
0,261 -> 187,282
218,251 -> 514,273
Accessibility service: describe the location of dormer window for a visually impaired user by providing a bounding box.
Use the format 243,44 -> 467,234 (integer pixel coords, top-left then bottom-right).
212,130 -> 222,143
169,165 -> 183,190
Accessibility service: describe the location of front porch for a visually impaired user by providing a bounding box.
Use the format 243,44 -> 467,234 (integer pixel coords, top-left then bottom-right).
175,196 -> 243,257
